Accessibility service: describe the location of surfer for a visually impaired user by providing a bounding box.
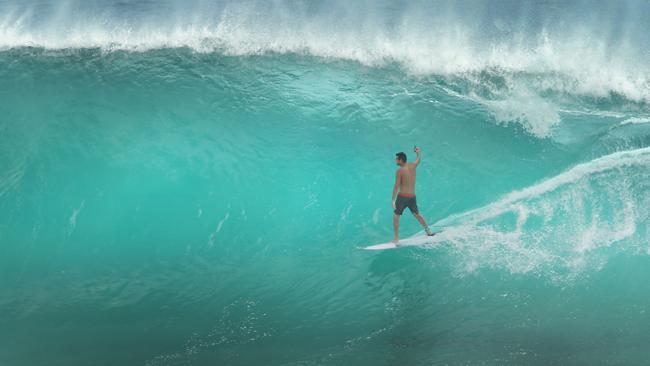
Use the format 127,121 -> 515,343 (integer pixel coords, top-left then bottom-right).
392,146 -> 434,244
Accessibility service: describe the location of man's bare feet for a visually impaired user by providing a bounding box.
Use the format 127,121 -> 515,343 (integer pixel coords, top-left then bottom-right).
392,239 -> 399,245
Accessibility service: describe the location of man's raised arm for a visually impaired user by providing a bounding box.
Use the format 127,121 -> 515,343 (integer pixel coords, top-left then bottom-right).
413,146 -> 421,166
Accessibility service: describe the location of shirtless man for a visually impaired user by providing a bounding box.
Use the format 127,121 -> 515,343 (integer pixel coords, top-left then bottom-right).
392,146 -> 434,244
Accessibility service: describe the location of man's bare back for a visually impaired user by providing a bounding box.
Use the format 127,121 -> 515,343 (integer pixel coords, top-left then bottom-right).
396,163 -> 417,196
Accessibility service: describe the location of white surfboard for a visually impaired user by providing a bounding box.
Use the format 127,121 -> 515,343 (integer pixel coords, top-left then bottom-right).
363,232 -> 442,250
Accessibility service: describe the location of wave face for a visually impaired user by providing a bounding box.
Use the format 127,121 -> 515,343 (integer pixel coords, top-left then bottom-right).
2,1 -> 650,365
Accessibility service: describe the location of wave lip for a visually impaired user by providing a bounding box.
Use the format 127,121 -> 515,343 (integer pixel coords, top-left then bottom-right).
2,1 -> 650,102
3,1 -> 650,142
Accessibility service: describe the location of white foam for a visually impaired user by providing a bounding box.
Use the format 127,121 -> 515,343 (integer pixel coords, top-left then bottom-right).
2,1 -> 649,139
1,2 -> 649,103
208,211 -> 230,247
429,147 -> 650,280
451,147 -> 650,223
67,200 -> 85,235
620,117 -> 650,125
470,82 -> 561,138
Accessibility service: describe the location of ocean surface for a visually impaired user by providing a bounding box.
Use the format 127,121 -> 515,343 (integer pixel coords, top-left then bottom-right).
2,1 -> 650,365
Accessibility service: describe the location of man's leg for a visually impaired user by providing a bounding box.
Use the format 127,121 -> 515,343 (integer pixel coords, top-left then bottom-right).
413,212 -> 434,236
392,213 -> 400,243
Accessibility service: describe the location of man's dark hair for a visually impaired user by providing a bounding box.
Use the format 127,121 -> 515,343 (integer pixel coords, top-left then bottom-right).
396,152 -> 407,163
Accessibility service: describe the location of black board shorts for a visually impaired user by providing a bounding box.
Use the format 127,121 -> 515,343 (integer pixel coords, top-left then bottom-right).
394,194 -> 418,215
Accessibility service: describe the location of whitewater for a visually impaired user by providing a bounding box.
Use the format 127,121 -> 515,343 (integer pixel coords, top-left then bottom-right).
2,1 -> 650,365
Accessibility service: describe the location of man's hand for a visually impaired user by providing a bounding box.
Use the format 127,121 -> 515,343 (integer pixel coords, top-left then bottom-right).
392,200 -> 396,210
413,146 -> 421,166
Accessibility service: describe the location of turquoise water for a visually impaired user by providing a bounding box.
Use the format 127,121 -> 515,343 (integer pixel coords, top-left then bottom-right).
2,1 -> 650,365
